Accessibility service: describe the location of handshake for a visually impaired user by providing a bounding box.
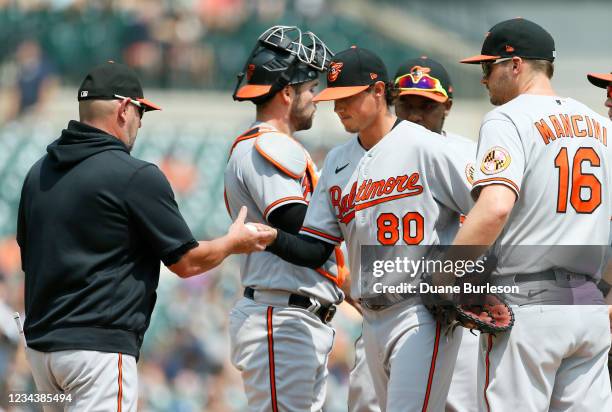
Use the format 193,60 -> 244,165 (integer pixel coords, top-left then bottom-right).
226,206 -> 278,254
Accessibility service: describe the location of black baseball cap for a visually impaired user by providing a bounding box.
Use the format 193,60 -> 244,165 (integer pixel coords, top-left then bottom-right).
394,56 -> 453,103
77,61 -> 161,111
461,18 -> 555,64
587,72 -> 612,89
313,46 -> 388,102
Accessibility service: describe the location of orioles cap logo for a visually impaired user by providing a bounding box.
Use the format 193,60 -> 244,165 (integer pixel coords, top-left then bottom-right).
328,62 -> 344,82
409,65 -> 431,82
505,45 -> 515,53
246,64 -> 255,81
370,73 -> 378,80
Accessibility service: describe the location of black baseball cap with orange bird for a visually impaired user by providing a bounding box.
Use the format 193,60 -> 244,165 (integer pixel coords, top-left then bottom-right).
313,46 -> 388,102
460,18 -> 555,64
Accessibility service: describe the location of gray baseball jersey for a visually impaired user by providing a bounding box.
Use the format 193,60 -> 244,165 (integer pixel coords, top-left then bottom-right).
298,135 -> 366,298
472,95 -> 611,276
300,120 -> 475,298
224,122 -> 344,304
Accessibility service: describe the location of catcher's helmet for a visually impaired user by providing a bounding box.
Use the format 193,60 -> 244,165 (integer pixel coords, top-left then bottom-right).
233,25 -> 333,103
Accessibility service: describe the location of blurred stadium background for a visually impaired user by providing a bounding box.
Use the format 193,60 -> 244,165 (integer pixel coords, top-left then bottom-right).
0,1 -> 610,411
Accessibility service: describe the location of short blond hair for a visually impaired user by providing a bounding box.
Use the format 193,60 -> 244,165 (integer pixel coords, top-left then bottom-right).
526,59 -> 554,79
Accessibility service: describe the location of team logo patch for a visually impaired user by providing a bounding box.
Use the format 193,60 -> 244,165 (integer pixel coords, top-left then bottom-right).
328,62 -> 344,82
505,45 -> 515,53
246,64 -> 255,81
465,163 -> 475,185
410,65 -> 431,81
480,147 -> 511,175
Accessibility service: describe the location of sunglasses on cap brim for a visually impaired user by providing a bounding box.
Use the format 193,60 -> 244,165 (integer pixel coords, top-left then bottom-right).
394,72 -> 448,100
114,94 -> 145,118
480,57 -> 515,78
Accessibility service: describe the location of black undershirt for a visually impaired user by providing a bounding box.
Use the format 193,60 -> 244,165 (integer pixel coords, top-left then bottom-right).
267,203 -> 334,268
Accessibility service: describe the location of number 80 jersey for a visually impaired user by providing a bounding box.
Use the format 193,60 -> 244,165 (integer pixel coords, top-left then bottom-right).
300,120 -> 475,298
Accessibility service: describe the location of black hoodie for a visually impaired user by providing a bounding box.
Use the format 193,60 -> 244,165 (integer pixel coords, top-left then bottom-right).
17,120 -> 197,358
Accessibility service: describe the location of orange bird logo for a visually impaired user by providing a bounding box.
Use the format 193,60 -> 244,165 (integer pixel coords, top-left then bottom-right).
328,62 -> 344,82
246,64 -> 255,81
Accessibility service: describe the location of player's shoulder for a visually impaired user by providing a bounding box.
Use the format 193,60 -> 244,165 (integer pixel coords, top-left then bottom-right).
322,136 -> 361,164
394,120 -> 448,150
443,131 -> 475,143
567,97 -> 612,124
253,130 -> 308,179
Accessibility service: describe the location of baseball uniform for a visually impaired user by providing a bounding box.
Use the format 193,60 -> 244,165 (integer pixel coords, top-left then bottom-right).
224,122 -> 345,411
349,333 -> 382,412
471,95 -> 612,412
301,120 -> 475,411
440,132 -> 480,412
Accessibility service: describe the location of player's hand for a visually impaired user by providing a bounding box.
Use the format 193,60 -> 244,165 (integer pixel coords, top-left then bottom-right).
227,206 -> 277,254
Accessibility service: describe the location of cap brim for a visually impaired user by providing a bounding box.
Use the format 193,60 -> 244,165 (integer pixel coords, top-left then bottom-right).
137,98 -> 162,112
459,54 -> 501,64
398,90 -> 448,103
587,73 -> 612,89
235,85 -> 272,99
313,85 -> 370,102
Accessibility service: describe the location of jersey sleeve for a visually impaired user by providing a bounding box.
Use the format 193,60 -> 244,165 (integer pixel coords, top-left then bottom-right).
299,155 -> 343,245
428,137 -> 475,215
125,165 -> 198,265
241,150 -> 307,221
471,113 -> 525,200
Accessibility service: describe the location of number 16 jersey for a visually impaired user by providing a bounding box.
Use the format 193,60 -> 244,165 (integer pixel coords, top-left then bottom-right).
472,95 -> 611,276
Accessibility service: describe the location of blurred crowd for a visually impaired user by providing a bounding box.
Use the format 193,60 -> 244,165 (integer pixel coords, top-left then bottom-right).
0,0 -> 418,122
0,0 -> 331,95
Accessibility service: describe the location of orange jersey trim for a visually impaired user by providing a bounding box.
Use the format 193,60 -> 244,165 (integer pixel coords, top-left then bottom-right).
229,126 -> 274,155
301,226 -> 343,244
484,335 -> 493,412
422,321 -> 441,412
117,353 -> 123,412
263,196 -> 307,220
267,307 -> 279,412
314,247 -> 347,287
254,141 -> 305,179
223,190 -> 231,218
472,177 -> 520,194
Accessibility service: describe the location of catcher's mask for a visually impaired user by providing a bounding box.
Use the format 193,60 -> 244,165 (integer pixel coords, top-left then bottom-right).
233,25 -> 333,104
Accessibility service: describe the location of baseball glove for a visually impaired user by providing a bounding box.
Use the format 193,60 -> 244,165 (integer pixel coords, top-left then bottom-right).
421,278 -> 514,335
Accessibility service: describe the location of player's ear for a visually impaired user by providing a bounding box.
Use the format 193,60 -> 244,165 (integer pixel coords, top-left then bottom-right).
512,57 -> 522,75
373,81 -> 386,98
280,85 -> 293,105
444,99 -> 453,116
117,98 -> 130,125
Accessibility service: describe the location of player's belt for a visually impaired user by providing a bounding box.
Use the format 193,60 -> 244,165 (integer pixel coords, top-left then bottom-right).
502,270 -> 595,285
243,287 -> 336,324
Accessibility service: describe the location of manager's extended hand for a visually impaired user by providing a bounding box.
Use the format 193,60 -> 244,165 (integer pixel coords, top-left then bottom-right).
227,207 -> 277,253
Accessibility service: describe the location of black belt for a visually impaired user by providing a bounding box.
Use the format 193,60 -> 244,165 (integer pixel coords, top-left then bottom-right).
243,287 -> 336,324
513,270 -> 594,284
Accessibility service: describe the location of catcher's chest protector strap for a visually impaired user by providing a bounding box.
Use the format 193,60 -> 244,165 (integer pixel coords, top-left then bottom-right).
254,132 -> 308,179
